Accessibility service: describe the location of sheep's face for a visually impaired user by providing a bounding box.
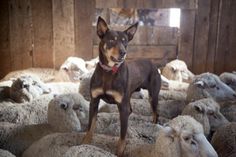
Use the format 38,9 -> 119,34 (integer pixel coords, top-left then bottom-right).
220,72 -> 236,92
48,95 -> 82,132
60,57 -> 89,82
154,124 -> 217,157
187,73 -> 236,102
162,60 -> 194,83
10,75 -> 50,103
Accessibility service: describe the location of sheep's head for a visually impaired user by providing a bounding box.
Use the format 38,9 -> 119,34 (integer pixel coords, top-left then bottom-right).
220,72 -> 236,92
187,73 -> 236,102
9,75 -> 50,103
152,116 -> 218,157
60,57 -> 89,82
47,93 -> 89,132
162,59 -> 194,83
182,98 -> 229,136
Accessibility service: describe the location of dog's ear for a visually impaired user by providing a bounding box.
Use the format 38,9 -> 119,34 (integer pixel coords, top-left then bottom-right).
124,22 -> 138,41
97,16 -> 109,39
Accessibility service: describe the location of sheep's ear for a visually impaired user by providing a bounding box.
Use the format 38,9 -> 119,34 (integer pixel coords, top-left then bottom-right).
73,104 -> 82,111
163,126 -> 176,140
194,80 -> 205,88
97,16 -> 109,39
194,105 -> 203,113
60,103 -> 68,110
124,22 -> 139,41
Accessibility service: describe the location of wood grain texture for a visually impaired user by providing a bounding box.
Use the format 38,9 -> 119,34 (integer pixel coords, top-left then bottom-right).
206,0 -> 220,73
75,0 -> 95,60
9,0 -> 33,71
93,26 -> 178,46
0,0 -> 11,78
96,0 -> 197,9
192,0 -> 211,74
53,0 -> 75,68
178,9 -> 195,71
31,0 -> 53,68
215,0 -> 236,74
93,45 -> 176,59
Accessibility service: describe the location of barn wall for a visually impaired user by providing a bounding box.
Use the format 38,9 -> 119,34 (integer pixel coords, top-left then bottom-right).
0,0 -> 235,78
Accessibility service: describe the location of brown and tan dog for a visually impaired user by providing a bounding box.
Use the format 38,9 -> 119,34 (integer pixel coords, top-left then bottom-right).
82,16 -> 161,156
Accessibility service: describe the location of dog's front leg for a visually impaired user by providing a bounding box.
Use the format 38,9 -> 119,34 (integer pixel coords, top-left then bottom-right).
117,101 -> 131,157
82,97 -> 99,144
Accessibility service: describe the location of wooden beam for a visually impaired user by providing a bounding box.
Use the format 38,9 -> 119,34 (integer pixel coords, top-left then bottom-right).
93,26 -> 178,46
206,0 -> 220,73
74,0 -> 95,60
179,9 -> 195,71
9,0 -> 33,71
31,0 -> 53,68
215,0 -> 236,74
0,0 -> 11,78
96,0 -> 197,9
192,0 -> 211,74
52,0 -> 75,68
93,45 -> 176,59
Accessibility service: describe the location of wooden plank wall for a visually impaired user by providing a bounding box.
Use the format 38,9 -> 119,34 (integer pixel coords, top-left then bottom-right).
0,0 -> 236,78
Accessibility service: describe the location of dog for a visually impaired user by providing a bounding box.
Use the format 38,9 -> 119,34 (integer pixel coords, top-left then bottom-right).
82,16 -> 161,157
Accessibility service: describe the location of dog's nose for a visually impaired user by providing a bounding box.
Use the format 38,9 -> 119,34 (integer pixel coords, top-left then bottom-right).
120,50 -> 126,57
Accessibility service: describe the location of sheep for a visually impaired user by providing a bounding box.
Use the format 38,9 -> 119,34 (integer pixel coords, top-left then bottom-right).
46,82 -> 80,95
9,75 -> 50,103
211,122 -> 236,157
187,72 -> 236,102
85,57 -> 99,70
162,59 -> 194,83
1,68 -> 58,82
219,72 -> 236,91
161,75 -> 190,91
0,149 -> 15,157
59,57 -> 89,82
127,115 -> 218,157
22,132 -> 148,157
64,145 -> 116,157
182,98 -> 229,136
219,101 -> 236,122
0,94 -> 53,124
0,93 -> 85,156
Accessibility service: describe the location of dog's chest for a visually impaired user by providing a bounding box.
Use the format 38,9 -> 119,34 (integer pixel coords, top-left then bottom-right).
91,73 -> 125,104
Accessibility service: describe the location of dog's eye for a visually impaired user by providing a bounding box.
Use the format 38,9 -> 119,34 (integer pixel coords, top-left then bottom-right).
109,39 -> 115,43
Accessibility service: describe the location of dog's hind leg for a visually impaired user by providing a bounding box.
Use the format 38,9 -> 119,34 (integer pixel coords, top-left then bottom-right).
117,101 -> 131,157
148,72 -> 161,124
82,98 -> 100,144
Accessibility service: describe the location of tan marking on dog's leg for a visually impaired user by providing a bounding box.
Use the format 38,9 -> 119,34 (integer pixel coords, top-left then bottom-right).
106,90 -> 123,103
91,88 -> 104,98
82,116 -> 97,144
117,138 -> 126,157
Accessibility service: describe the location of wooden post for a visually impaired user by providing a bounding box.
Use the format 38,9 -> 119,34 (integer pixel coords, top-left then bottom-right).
31,0 -> 54,68
9,0 -> 33,71
179,9 -> 196,71
74,0 -> 95,60
0,0 -> 11,78
192,0 -> 211,74
52,0 -> 75,68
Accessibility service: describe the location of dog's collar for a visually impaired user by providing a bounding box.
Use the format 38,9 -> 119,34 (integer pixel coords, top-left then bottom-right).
99,61 -> 122,74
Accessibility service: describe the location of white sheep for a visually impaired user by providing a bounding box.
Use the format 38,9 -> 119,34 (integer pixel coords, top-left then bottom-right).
1,68 -> 58,82
9,75 -> 50,103
162,59 -> 194,83
211,122 -> 236,157
182,98 -> 229,136
0,94 -> 53,124
64,145 -> 116,157
0,149 -> 15,157
219,72 -> 236,91
161,74 -> 190,91
127,115 -> 218,157
0,93 -> 86,156
187,73 -> 236,102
